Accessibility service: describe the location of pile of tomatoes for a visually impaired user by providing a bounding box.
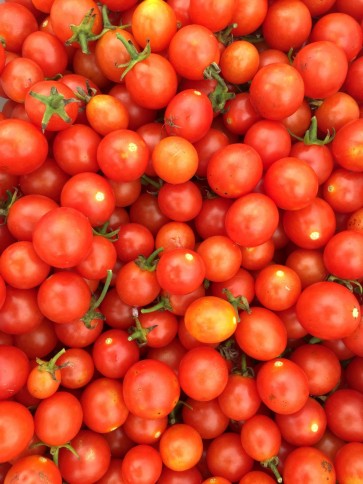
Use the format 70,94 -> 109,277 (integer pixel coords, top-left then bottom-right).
0,0 -> 363,482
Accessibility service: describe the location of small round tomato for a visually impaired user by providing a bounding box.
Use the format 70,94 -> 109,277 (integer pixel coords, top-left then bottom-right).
159,424 -> 203,472
178,347 -> 229,401
249,63 -> 305,120
164,89 -> 214,143
121,445 -> 162,484
0,119 -> 48,176
122,359 -> 180,419
331,118 -> 363,172
32,206 -> 93,268
283,447 -> 336,484
4,456 -> 62,484
296,281 -> 361,340
184,296 -> 237,344
97,129 -> 150,182
256,358 -> 310,415
225,193 -> 279,247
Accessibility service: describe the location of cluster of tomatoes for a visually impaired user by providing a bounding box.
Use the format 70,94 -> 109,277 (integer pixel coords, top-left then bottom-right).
0,0 -> 363,482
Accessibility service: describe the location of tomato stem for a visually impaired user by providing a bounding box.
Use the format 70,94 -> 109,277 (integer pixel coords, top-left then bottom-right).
140,296 -> 173,313
289,115 -> 335,146
204,62 -> 235,113
81,269 -> 113,327
115,35 -> 151,80
222,288 -> 251,322
141,174 -> 163,191
214,23 -> 238,46
35,347 -> 68,381
261,456 -> 283,483
92,221 -> 120,241
327,274 -> 363,296
29,86 -> 79,132
128,316 -> 157,346
135,247 -> 164,272
0,188 -> 19,223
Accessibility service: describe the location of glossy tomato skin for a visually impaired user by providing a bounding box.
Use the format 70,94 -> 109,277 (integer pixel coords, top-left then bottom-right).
256,358 -> 310,415
0,119 -> 48,176
282,447 -> 336,484
58,430 -> 111,484
296,282 -> 361,340
249,63 -> 305,120
122,359 -> 180,419
225,193 -> 279,247
334,442 -> 363,483
0,401 -> 34,464
324,389 -> 363,442
4,456 -> 62,484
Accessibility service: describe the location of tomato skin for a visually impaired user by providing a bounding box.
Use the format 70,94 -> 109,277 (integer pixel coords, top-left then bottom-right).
323,230 -> 363,280
184,296 -> 237,344
115,261 -> 161,307
249,63 -> 305,120
164,89 -> 214,143
92,329 -> 140,379
275,397 -> 327,446
282,447 -> 336,484
168,24 -> 220,80
159,424 -> 203,472
156,248 -> 206,296
334,442 -> 363,483
256,358 -> 310,415
58,430 -> 111,484
218,373 -> 261,422
121,444 -> 163,484
178,346 -> 229,401
240,414 -> 281,461
325,389 -> 363,442
0,346 -> 29,401
235,307 -> 287,361
0,119 -> 48,176
207,143 -> 263,199
34,391 -> 83,446
293,41 -> 348,99
296,281 -> 361,340
4,456 -> 62,484
331,118 -> 363,172
0,287 -> 43,335
264,157 -> 319,211
122,359 -> 180,419
81,378 -> 129,433
225,193 -> 279,247
0,3 -> 38,53
97,129 -> 150,182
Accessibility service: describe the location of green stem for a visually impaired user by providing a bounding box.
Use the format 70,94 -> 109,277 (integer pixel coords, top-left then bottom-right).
128,317 -> 157,346
215,23 -> 238,46
140,296 -> 173,314
92,221 -> 120,241
81,270 -> 113,327
261,457 -> 283,483
29,86 -> 79,132
289,115 -> 335,145
35,348 -> 67,381
141,174 -> 163,190
115,35 -> 151,79
222,288 -> 251,322
204,62 -> 235,113
135,247 -> 164,272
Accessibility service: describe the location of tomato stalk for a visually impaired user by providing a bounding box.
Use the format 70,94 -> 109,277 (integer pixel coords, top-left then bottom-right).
0,188 -> 19,224
222,288 -> 251,322
289,115 -> 335,145
31,441 -> 79,466
140,295 -> 173,314
128,313 -> 157,346
35,348 -> 68,381
168,400 -> 193,425
82,269 -> 113,328
92,221 -> 120,241
66,5 -> 128,54
327,274 -> 363,298
28,86 -> 79,132
214,23 -> 238,46
135,247 -> 164,272
115,35 -> 151,79
203,62 -> 235,113
261,456 -> 283,483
